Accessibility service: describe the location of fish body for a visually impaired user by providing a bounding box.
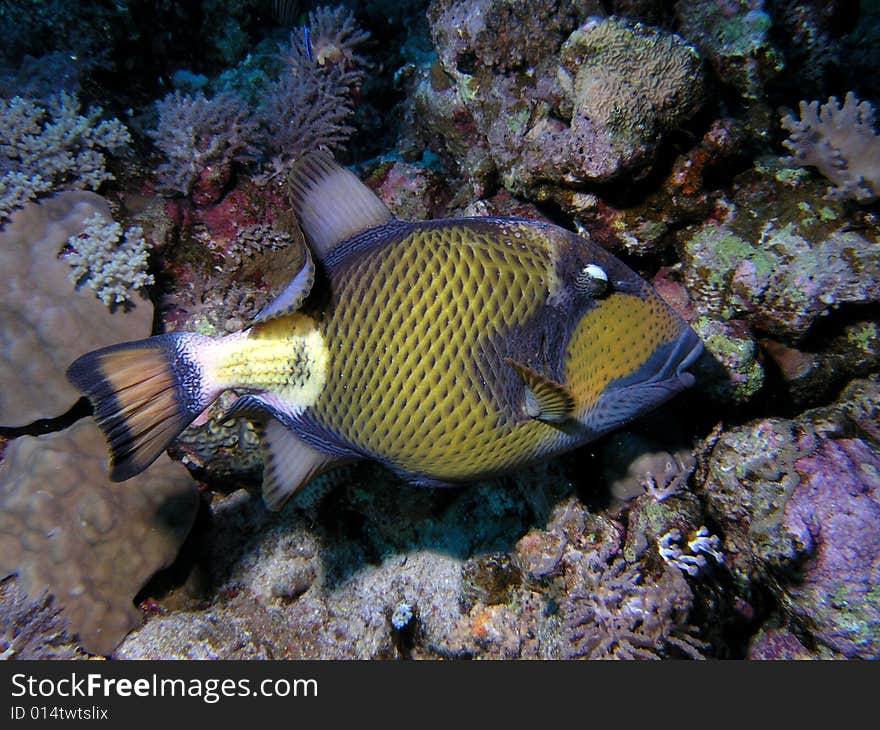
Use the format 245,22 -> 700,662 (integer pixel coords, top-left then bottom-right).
68,154 -> 702,509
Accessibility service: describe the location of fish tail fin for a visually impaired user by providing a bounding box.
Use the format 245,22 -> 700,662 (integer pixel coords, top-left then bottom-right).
67,333 -> 217,481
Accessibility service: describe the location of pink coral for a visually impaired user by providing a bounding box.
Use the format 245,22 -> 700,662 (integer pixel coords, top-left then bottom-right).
781,91 -> 880,203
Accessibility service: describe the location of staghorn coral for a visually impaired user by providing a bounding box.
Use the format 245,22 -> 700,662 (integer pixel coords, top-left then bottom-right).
0,420 -> 199,656
0,192 -> 153,428
0,92 -> 130,222
65,213 -> 154,307
781,92 -> 880,203
149,90 -> 259,198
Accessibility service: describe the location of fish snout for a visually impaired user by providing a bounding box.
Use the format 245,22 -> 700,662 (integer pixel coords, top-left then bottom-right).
672,326 -> 703,389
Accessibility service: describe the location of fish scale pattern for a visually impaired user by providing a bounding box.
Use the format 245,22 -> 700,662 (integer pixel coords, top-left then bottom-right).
566,292 -> 680,421
313,220 -> 570,480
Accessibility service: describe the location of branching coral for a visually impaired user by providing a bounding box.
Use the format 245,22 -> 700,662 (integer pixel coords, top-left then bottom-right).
258,7 -> 368,177
561,553 -> 705,659
148,5 -> 369,189
781,92 -> 880,203
149,90 -> 259,196
0,92 -> 130,222
65,213 -> 154,307
306,4 -> 370,71
0,579 -> 81,660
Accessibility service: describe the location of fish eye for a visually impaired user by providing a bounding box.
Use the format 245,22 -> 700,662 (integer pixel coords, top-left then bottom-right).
575,263 -> 609,298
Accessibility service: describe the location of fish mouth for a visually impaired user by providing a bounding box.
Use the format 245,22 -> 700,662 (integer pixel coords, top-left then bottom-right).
673,327 -> 704,389
618,325 -> 704,395
577,325 -> 703,437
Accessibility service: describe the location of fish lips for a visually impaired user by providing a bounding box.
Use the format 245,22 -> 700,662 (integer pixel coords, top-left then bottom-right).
672,327 -> 704,389
631,325 -> 704,394
582,326 -> 703,435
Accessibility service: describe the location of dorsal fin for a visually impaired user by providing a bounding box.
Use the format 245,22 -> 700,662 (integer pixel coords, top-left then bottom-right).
288,151 -> 394,261
250,243 -> 315,325
505,358 -> 575,423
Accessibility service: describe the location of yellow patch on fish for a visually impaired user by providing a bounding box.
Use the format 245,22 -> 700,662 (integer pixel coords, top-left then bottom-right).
205,314 -> 329,410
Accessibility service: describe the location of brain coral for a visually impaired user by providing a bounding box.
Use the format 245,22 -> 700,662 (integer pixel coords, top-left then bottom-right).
418,10 -> 705,205
0,420 -> 198,655
555,17 -> 706,180
0,191 -> 153,427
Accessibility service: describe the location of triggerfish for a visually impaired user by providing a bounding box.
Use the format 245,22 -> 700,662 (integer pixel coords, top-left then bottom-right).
68,153 -> 703,510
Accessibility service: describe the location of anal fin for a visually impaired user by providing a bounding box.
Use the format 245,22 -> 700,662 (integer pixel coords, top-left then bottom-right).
257,419 -> 344,511
505,358 -> 575,423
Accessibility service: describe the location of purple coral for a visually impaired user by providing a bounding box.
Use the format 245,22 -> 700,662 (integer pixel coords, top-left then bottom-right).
257,7 -> 369,178
783,436 -> 880,659
562,552 -> 705,659
306,5 -> 370,71
0,580 -> 80,660
149,90 -> 259,197
781,91 -> 880,203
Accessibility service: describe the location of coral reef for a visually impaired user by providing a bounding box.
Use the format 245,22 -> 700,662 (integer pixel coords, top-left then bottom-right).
149,91 -> 259,199
0,92 -> 130,221
257,10 -> 369,178
0,420 -> 199,655
679,166 -> 880,342
0,0 -> 878,663
675,0 -> 782,103
414,7 -> 705,205
65,214 -> 154,307
781,92 -> 880,203
0,192 -> 153,427
113,460 -> 715,660
552,17 -> 705,181
427,0 -> 600,74
562,555 -> 705,659
781,437 -> 880,658
0,578 -> 83,660
697,376 -> 880,658
691,317 -> 765,403
148,6 -> 369,190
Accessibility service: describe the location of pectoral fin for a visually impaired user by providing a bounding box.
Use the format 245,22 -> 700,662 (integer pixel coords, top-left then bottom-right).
250,244 -> 315,325
505,358 -> 575,423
